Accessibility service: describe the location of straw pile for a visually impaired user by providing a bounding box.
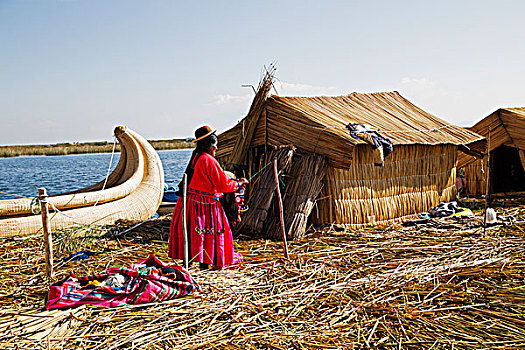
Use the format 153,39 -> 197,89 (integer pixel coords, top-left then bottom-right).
1,202 -> 525,349
236,146 -> 295,235
265,154 -> 327,240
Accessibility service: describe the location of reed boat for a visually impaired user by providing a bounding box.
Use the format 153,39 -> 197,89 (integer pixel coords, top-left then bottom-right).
0,126 -> 165,237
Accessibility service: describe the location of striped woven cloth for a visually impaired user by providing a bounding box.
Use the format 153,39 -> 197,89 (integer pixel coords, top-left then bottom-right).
47,254 -> 200,309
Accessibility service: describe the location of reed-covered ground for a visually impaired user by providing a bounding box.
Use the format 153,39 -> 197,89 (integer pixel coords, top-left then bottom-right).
1,201 -> 524,349
0,139 -> 193,158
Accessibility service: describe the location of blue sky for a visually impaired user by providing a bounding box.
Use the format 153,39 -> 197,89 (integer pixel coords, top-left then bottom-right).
1,0 -> 525,145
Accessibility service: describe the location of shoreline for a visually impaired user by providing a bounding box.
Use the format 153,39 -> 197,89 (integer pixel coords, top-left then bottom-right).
0,139 -> 194,158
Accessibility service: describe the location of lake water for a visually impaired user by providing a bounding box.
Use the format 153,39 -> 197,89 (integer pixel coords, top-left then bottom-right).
0,149 -> 192,200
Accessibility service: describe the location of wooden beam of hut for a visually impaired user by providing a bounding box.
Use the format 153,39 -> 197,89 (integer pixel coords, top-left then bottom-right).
229,65 -> 276,165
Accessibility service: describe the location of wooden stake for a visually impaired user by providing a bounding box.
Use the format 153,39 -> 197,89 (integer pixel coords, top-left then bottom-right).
483,127 -> 492,235
274,159 -> 289,259
38,188 -> 54,279
182,173 -> 189,269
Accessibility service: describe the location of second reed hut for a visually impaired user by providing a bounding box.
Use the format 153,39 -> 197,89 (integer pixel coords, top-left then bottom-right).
218,74 -> 485,230
459,108 -> 525,197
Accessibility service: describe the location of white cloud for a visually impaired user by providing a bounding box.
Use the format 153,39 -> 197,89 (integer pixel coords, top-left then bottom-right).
208,81 -> 345,108
276,81 -> 344,96
208,94 -> 253,106
401,77 -> 436,88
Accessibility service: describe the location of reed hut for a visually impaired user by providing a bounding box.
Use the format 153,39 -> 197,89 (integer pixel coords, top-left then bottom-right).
458,108 -> 525,197
218,73 -> 485,230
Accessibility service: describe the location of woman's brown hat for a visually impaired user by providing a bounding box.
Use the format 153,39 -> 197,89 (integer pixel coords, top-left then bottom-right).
192,125 -> 217,143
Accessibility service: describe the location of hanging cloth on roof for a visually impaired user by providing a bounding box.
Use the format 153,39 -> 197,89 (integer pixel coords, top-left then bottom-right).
346,123 -> 393,166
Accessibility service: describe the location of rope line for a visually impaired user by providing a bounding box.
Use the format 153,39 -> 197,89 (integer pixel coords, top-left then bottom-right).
249,160 -> 273,182
47,135 -> 118,221
30,197 -> 41,215
0,191 -> 31,199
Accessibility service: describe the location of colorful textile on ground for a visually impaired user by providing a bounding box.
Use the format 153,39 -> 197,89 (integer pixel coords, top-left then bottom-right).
168,152 -> 242,268
46,254 -> 200,310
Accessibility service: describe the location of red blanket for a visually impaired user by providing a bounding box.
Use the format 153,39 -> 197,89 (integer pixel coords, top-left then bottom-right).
47,254 -> 200,309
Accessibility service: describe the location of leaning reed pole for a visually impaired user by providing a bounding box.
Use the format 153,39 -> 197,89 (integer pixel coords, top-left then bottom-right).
229,64 -> 276,165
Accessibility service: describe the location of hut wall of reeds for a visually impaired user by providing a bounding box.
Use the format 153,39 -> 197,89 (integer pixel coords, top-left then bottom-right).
314,144 -> 457,226
459,108 -> 525,196
218,73 -> 485,230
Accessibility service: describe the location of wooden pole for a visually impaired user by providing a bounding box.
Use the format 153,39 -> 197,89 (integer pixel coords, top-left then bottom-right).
483,127 -> 492,235
38,188 -> 54,279
182,173 -> 189,269
274,159 -> 289,259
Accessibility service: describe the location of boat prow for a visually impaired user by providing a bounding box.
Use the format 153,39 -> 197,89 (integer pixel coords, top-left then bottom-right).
0,126 -> 165,237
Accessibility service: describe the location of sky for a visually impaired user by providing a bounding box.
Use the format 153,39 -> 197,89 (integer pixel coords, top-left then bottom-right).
1,0 -> 525,145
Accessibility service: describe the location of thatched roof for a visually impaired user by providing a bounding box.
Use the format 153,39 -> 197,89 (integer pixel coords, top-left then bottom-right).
470,108 -> 525,151
266,92 -> 484,147
457,108 -> 525,168
218,91 -> 486,168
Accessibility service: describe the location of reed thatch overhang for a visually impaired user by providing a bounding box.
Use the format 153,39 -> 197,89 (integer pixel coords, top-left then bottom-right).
218,91 -> 486,169
457,108 -> 525,169
460,108 -> 525,196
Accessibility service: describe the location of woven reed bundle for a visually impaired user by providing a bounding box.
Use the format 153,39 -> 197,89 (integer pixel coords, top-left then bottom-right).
264,154 -> 326,240
0,130 -> 138,218
0,127 -> 165,237
228,65 -> 276,165
235,145 -> 294,235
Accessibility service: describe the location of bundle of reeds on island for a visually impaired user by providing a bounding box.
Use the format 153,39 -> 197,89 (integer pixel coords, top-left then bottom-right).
225,64 -> 276,166
235,145 -> 294,235
265,153 -> 326,240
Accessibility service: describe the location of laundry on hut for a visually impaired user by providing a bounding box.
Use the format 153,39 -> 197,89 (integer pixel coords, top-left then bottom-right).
346,123 -> 393,166
62,250 -> 95,262
47,254 -> 200,310
426,201 -> 473,218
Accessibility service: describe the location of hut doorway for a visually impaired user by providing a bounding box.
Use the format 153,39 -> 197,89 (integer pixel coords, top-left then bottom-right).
491,146 -> 525,193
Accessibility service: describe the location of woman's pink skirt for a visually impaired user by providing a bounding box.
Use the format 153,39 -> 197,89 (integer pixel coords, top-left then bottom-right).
168,192 -> 242,268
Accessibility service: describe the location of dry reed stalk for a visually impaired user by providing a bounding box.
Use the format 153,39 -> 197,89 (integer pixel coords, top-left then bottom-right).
228,64 -> 276,166
235,146 -> 295,235
265,154 -> 326,240
0,202 -> 524,349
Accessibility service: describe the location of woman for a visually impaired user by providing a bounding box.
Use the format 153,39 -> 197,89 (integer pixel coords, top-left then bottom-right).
168,125 -> 248,269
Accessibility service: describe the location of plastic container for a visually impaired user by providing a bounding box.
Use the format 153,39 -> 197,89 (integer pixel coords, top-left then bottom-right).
485,208 -> 497,224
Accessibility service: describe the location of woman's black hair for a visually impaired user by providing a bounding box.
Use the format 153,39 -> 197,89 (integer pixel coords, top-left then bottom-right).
196,133 -> 217,152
